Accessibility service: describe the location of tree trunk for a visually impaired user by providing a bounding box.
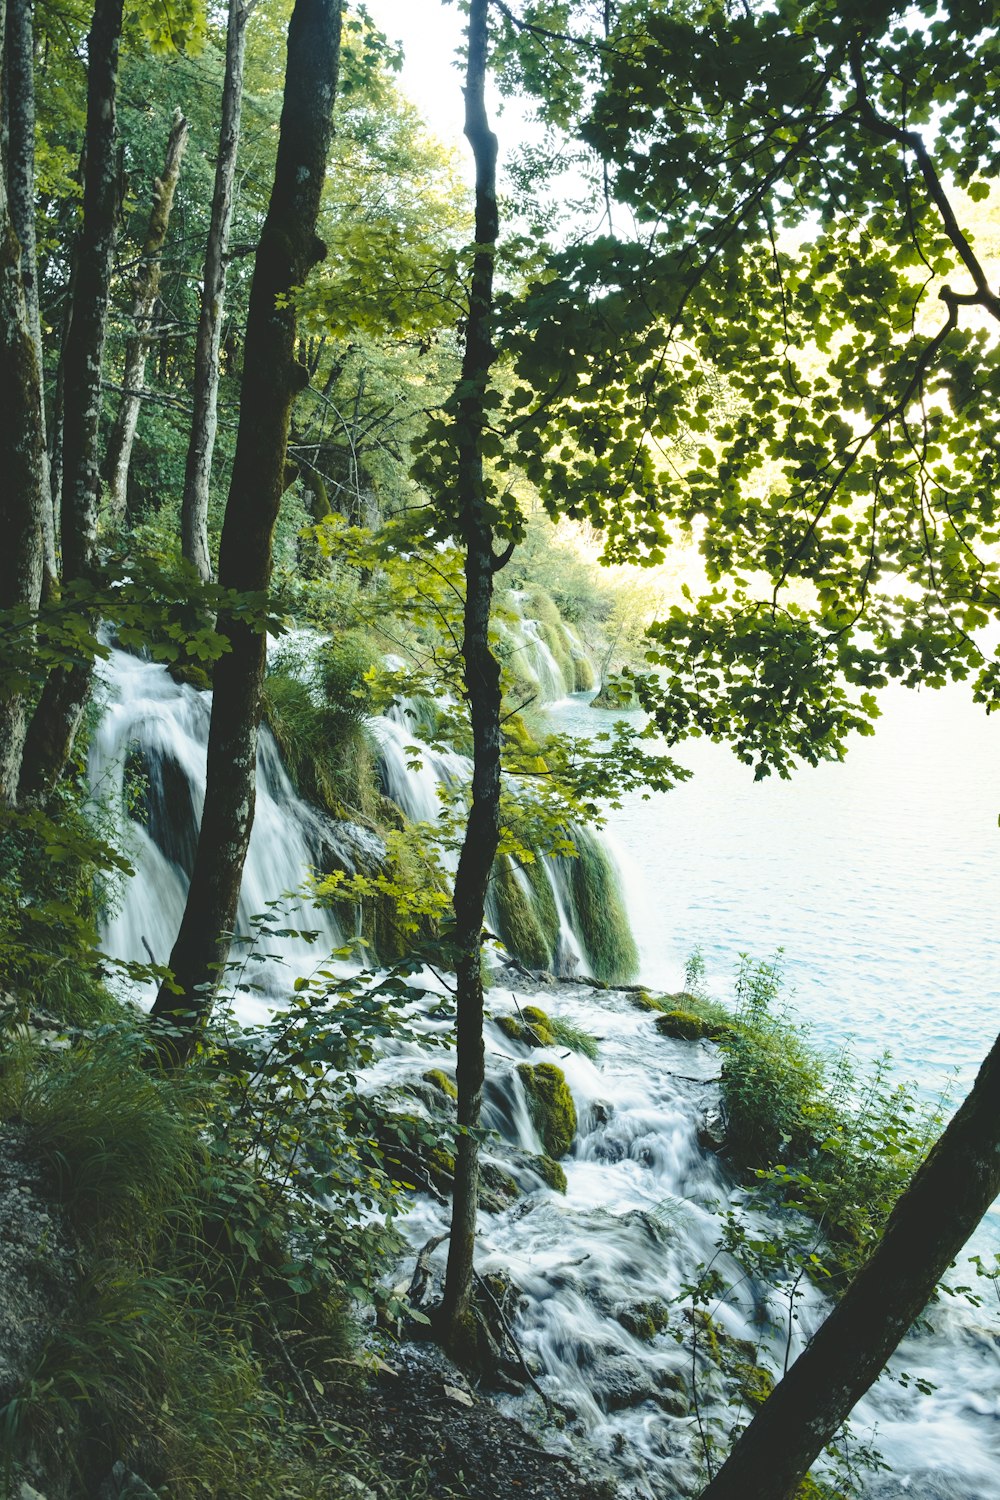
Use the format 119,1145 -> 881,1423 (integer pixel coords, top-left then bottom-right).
698,1027 -> 1000,1500
19,0 -> 124,803
5,0 -> 56,597
439,0 -> 502,1364
103,106 -> 188,526
150,0 -> 341,1060
181,0 -> 251,584
0,0 -> 47,807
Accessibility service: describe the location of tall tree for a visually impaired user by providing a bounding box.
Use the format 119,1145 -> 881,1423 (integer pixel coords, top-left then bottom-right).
103,105 -> 189,525
4,0 -> 56,595
0,0 -> 47,807
17,0 -> 125,803
436,0 -> 508,1361
181,0 -> 253,583
150,0 -> 342,1058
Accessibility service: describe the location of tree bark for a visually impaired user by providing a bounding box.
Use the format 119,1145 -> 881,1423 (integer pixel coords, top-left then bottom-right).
18,0 -> 124,803
5,0 -> 56,597
181,0 -> 251,584
698,1028 -> 1000,1500
439,0 -> 503,1364
103,106 -> 188,526
150,0 -> 341,1060
0,0 -> 47,807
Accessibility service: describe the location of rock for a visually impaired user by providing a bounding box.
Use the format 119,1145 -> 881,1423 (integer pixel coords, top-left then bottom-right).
444,1384 -> 476,1407
698,1105 -> 727,1152
590,1347 -> 660,1412
422,1067 -> 458,1101
479,1159 -> 523,1213
654,1009 -> 729,1042
613,1297 -> 670,1342
516,1062 -> 577,1158
97,1462 -> 158,1499
528,1153 -> 568,1193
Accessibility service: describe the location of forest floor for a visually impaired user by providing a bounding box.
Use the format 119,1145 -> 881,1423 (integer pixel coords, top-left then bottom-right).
330,1340 -> 621,1500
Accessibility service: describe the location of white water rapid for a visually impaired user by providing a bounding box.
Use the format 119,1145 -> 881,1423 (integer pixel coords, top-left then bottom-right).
92,647 -> 1000,1500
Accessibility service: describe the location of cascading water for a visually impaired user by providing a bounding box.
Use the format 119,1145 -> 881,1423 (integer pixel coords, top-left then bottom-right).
375,987 -> 1000,1500
91,648 -> 380,1016
91,646 -> 1000,1500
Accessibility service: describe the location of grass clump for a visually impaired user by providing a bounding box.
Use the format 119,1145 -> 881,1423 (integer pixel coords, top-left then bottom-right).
263,631 -> 384,823
548,1015 -> 599,1060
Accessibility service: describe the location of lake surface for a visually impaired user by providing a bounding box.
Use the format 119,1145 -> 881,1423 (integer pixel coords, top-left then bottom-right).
549,683 -> 1000,1101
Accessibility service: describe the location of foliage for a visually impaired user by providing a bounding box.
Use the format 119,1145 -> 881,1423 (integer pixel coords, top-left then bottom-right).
699,954 -> 946,1288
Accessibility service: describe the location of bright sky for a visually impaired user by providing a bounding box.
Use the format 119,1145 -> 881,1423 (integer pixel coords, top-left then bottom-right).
363,0 -> 468,151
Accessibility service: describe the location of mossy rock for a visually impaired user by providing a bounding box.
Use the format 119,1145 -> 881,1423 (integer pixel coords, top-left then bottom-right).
489,855 -> 557,971
167,659 -> 213,692
629,990 -> 668,1013
479,1160 -> 523,1213
529,1153 -> 567,1193
422,1068 -> 457,1101
521,1006 -> 555,1047
495,1015 -> 525,1042
572,653 -> 595,693
516,1062 -> 577,1158
591,681 -> 640,711
614,1297 -> 671,1342
562,826 -> 638,984
654,1009 -> 729,1042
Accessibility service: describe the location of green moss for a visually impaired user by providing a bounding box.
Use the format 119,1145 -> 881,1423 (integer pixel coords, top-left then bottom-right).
495,1015 -> 525,1042
489,855 -> 559,971
516,1062 -> 577,1158
521,1005 -> 556,1046
572,652 -> 595,692
561,826 -> 638,984
422,1068 -> 458,1101
733,1358 -> 775,1409
629,990 -> 668,1013
654,1009 -> 730,1042
530,1153 -> 568,1193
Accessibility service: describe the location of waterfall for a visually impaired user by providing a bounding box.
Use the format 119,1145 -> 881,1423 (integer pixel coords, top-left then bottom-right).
91,649 -> 379,1016
90,648 -> 1000,1499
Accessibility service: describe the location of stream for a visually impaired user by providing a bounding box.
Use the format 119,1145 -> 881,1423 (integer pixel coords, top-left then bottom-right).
92,648 -> 1000,1499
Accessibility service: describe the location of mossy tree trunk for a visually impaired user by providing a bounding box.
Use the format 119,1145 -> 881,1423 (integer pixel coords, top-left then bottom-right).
150,0 -> 341,1061
103,107 -> 189,525
439,0 -> 505,1364
18,0 -> 125,804
698,1027 -> 1000,1500
0,0 -> 48,807
181,0 -> 252,584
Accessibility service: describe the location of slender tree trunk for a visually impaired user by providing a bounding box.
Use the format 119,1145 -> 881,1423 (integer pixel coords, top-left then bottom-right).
439,0 -> 503,1364
18,0 -> 124,803
0,0 -> 47,807
181,0 -> 251,583
103,107 -> 188,525
5,0 -> 56,597
150,0 -> 341,1059
698,1028 -> 1000,1500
